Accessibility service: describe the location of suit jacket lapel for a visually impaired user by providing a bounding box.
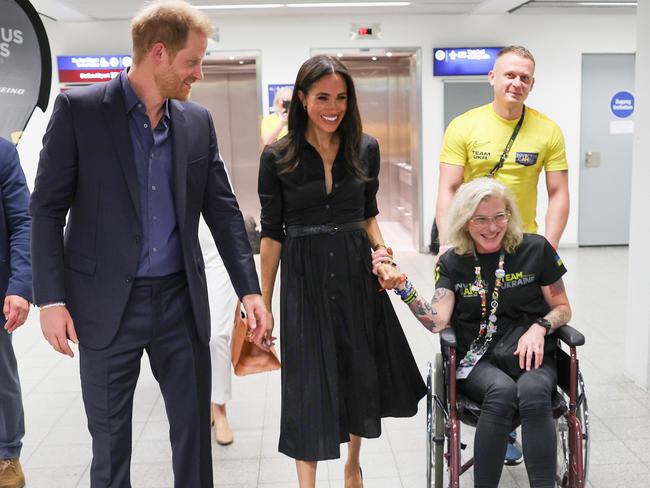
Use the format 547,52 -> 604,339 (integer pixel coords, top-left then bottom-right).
102,76 -> 141,220
171,100 -> 187,233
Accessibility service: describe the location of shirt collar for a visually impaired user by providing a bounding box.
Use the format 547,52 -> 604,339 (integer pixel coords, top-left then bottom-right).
120,69 -> 170,123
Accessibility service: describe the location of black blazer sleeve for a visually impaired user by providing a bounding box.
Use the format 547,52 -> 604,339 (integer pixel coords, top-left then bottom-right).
29,93 -> 78,306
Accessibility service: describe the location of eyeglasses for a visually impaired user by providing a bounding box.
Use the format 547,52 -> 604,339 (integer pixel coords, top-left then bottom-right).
469,211 -> 510,227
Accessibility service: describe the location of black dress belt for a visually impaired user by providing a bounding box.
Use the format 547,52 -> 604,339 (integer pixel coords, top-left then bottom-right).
285,221 -> 365,237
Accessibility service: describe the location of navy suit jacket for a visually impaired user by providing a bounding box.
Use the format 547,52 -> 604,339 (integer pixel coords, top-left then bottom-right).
30,76 -> 260,349
0,138 -> 32,304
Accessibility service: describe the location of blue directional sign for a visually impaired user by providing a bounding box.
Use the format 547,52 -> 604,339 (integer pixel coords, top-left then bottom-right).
610,91 -> 634,118
433,47 -> 503,76
56,55 -> 132,71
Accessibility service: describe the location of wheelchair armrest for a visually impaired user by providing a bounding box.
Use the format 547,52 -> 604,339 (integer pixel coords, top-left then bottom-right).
440,327 -> 457,350
554,324 -> 585,347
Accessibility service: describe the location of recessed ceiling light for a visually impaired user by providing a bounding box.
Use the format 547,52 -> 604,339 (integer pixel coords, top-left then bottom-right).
386,52 -> 393,57
287,2 -> 410,7
577,1 -> 636,5
195,3 -> 284,9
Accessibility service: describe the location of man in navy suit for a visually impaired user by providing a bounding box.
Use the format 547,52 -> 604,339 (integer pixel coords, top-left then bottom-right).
30,2 -> 268,487
0,138 -> 31,488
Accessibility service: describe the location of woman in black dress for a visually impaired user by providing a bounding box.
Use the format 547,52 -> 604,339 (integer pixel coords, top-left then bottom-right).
258,55 -> 426,487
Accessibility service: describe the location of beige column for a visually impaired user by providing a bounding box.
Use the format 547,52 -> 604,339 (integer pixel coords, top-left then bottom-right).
623,0 -> 650,388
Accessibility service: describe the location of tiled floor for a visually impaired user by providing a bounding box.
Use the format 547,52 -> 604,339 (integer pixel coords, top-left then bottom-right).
12,245 -> 650,487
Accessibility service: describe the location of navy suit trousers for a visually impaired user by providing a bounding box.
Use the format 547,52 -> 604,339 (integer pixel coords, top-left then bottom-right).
0,329 -> 24,459
79,272 -> 212,488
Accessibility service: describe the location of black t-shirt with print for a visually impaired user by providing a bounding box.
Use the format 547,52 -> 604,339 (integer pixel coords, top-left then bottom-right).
435,233 -> 567,359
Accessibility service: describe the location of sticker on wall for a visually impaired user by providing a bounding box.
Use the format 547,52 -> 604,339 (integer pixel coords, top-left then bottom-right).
609,120 -> 634,135
610,91 -> 634,118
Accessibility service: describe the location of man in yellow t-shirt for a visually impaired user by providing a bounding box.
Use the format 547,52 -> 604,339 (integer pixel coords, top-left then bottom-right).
435,46 -> 569,251
261,86 -> 292,145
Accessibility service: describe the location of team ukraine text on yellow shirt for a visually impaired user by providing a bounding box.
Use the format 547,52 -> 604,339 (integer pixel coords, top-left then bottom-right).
440,103 -> 568,233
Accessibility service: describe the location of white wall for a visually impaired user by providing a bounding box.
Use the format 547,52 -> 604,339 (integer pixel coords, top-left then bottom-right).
624,1 -> 650,389
17,13 -> 637,248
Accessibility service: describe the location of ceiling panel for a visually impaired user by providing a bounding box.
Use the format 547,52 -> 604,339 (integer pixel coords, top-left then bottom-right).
30,0 -> 636,21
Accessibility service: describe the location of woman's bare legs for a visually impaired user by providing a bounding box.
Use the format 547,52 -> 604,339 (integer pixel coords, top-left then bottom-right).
296,460 -> 317,488
344,435 -> 363,488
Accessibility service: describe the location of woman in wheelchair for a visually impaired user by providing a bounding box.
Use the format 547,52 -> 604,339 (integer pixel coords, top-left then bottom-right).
374,177 -> 572,488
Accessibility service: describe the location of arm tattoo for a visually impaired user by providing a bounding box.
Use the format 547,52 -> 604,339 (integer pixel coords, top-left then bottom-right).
545,307 -> 569,328
548,278 -> 566,298
432,288 -> 448,304
407,295 -> 446,333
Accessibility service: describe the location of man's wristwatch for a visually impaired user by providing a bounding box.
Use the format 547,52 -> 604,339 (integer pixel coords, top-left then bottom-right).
534,317 -> 552,335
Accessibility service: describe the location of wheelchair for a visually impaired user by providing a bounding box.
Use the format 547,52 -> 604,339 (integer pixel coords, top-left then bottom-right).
426,325 -> 589,488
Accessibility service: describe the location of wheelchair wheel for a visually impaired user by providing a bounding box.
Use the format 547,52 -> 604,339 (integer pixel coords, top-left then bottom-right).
426,354 -> 446,488
556,370 -> 589,487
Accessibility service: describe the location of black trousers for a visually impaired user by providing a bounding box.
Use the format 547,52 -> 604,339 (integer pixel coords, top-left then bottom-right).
79,272 -> 212,488
459,358 -> 557,488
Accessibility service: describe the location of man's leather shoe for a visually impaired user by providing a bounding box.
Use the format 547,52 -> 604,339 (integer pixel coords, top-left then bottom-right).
0,459 -> 25,488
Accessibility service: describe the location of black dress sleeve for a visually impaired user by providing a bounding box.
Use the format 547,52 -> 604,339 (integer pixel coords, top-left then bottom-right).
258,147 -> 285,242
538,237 -> 567,286
363,137 -> 380,219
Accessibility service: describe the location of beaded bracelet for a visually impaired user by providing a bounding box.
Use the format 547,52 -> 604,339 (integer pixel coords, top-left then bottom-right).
394,279 -> 413,300
403,289 -> 418,305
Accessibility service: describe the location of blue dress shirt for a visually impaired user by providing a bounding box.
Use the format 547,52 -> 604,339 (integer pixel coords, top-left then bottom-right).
120,70 -> 184,277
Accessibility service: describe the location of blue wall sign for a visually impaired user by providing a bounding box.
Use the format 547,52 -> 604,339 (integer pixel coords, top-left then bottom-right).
267,84 -> 293,113
610,91 -> 634,118
57,55 -> 132,71
433,47 -> 503,76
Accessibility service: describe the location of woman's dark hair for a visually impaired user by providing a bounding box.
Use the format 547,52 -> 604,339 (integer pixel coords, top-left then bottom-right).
274,55 -> 366,180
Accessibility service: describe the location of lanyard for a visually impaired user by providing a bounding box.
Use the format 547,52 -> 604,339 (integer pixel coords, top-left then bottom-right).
488,106 -> 526,177
457,251 -> 506,378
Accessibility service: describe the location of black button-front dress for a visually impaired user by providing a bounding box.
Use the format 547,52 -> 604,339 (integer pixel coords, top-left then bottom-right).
258,133 -> 426,461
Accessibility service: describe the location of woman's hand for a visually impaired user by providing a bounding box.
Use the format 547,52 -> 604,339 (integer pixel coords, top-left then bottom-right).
514,324 -> 547,371
262,311 -> 277,350
370,247 -> 393,276
377,263 -> 402,290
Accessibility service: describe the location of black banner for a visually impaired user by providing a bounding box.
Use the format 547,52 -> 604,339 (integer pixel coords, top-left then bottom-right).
0,0 -> 51,144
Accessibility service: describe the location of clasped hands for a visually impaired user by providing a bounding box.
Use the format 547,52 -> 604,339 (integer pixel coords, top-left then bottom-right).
371,247 -> 403,290
242,294 -> 276,352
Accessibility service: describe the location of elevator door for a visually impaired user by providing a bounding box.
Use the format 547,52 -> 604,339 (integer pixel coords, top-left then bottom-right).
343,55 -> 418,249
190,64 -> 261,221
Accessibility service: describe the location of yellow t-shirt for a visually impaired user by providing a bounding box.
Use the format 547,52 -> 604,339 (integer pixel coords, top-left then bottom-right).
440,103 -> 568,233
261,113 -> 288,143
